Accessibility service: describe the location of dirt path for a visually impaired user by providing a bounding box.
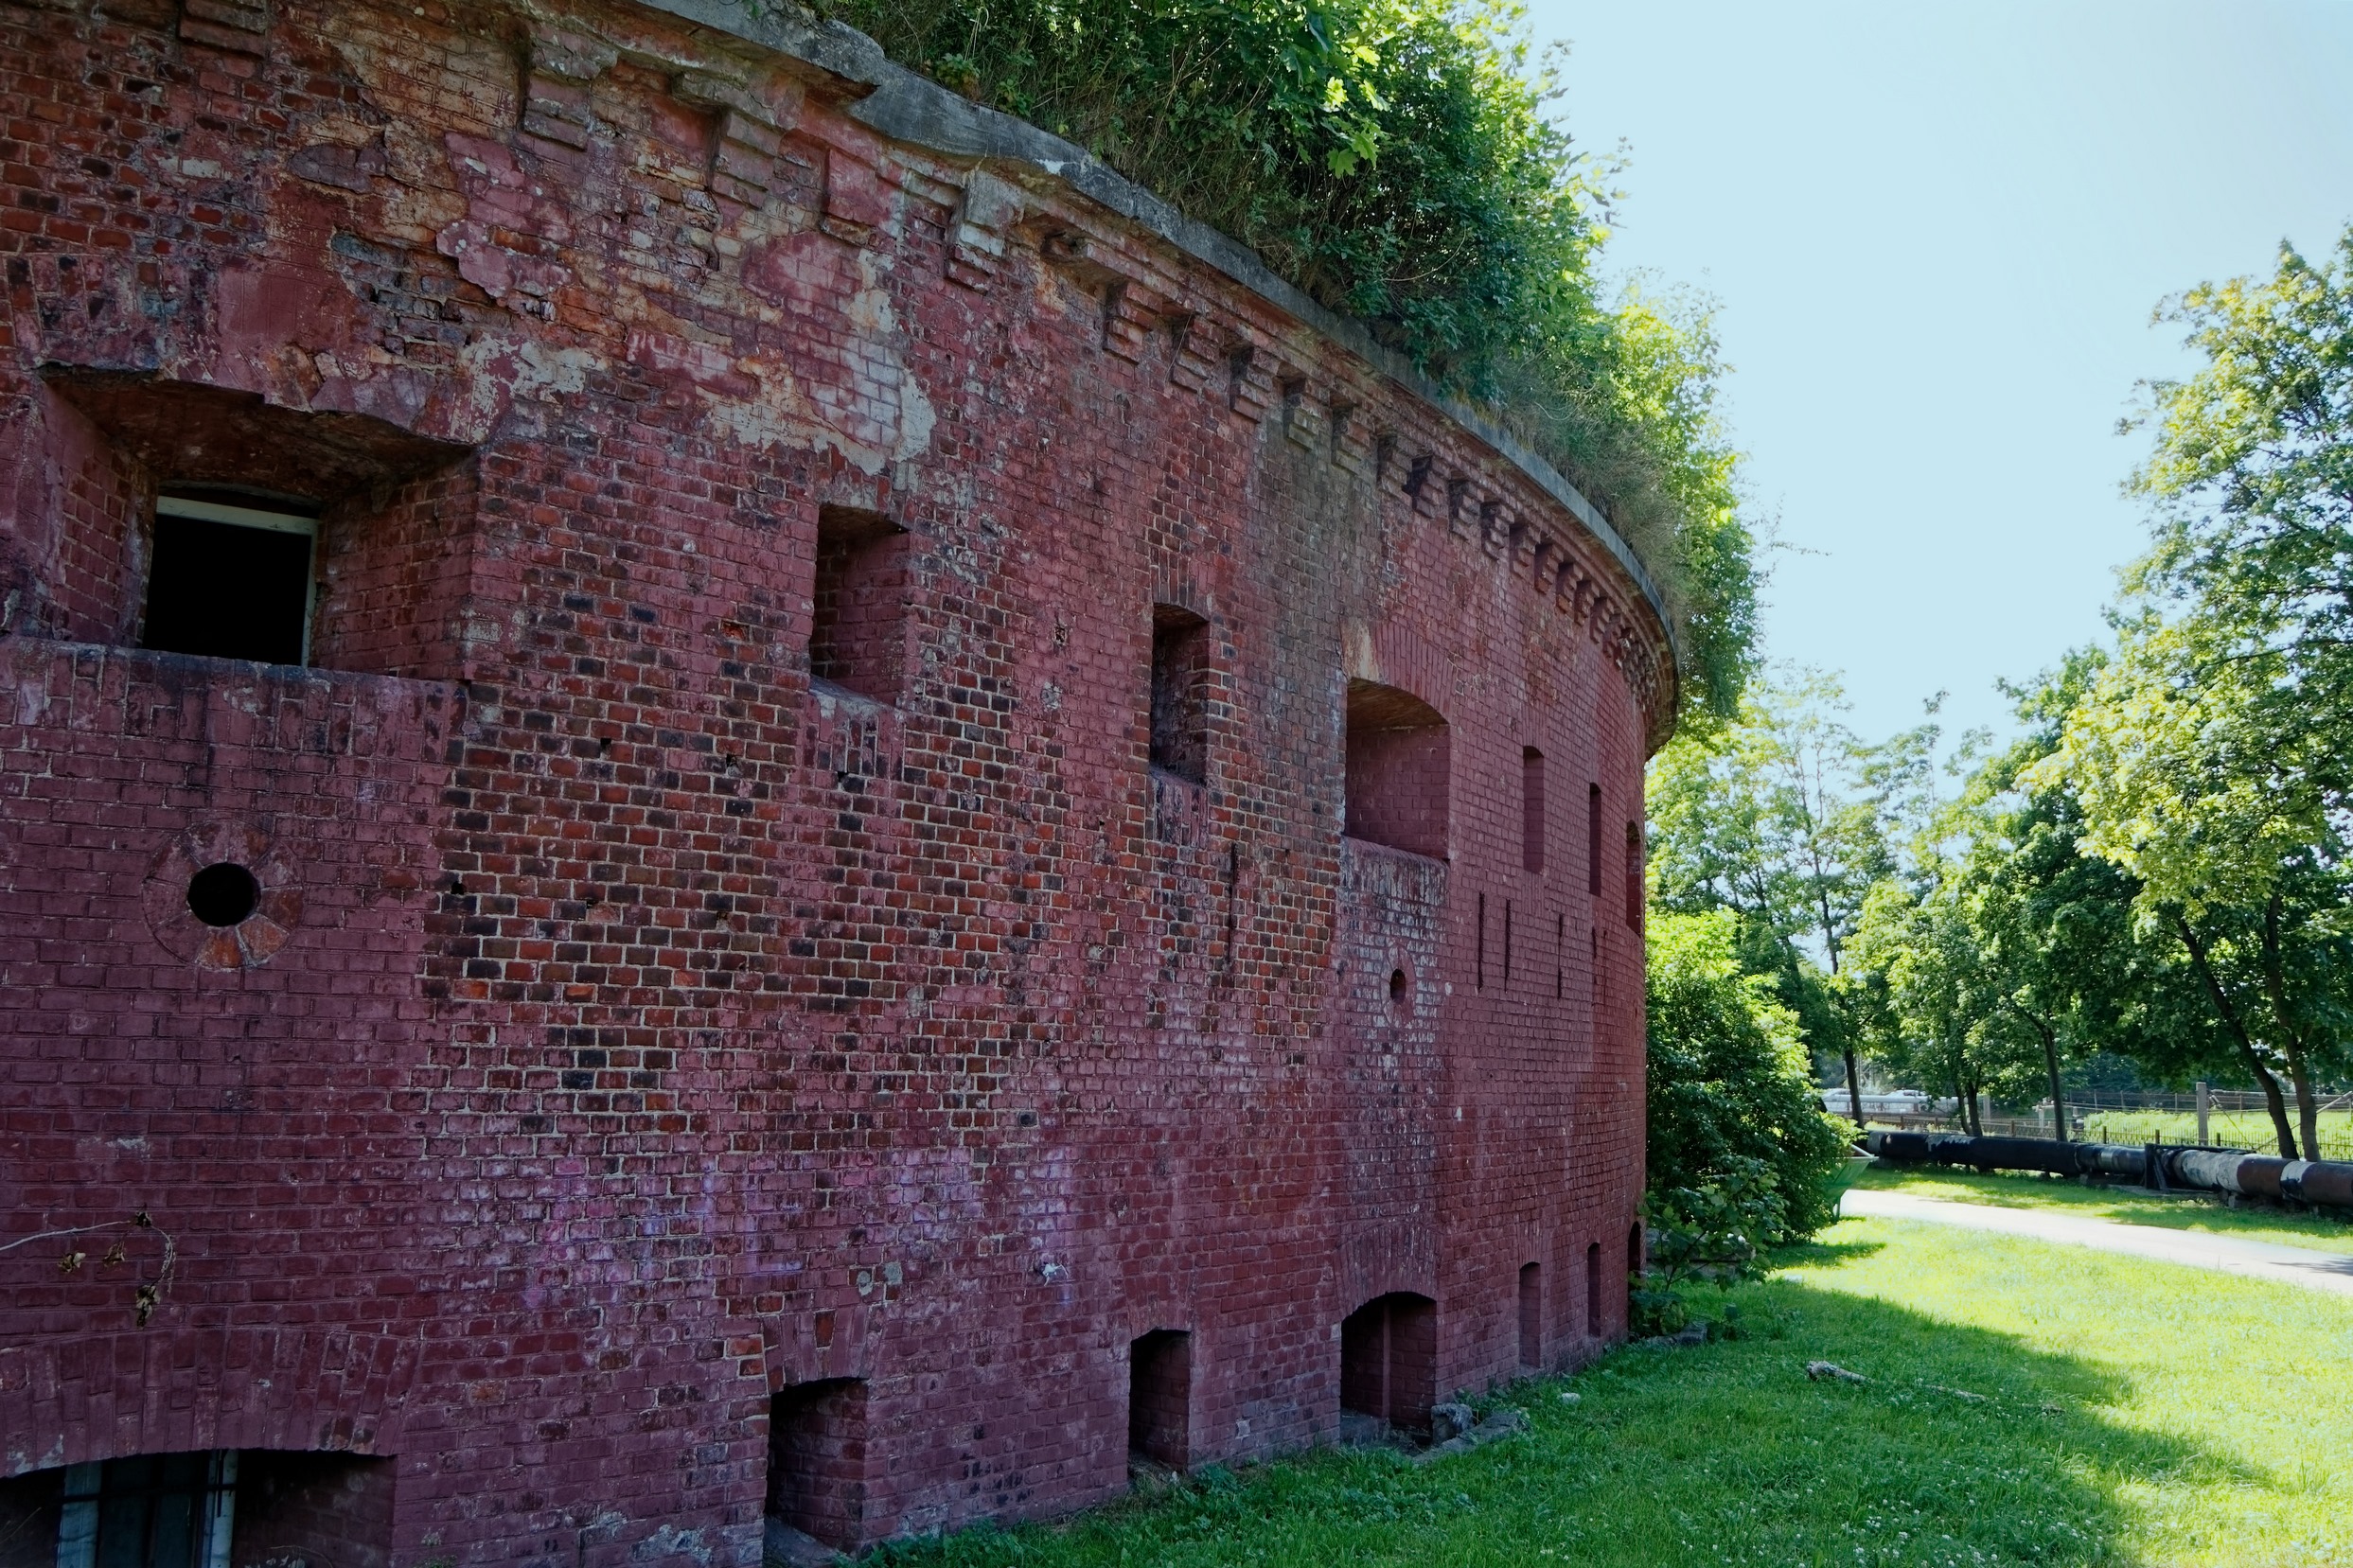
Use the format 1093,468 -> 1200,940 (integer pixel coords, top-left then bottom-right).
1838,1189 -> 2353,1296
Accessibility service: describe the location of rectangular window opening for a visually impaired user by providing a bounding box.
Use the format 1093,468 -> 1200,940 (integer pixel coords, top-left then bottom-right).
1586,783 -> 1602,897
768,1378 -> 869,1556
1521,748 -> 1546,873
1340,1293 -> 1437,1438
142,494 -> 318,667
1518,1262 -> 1543,1370
1127,1330 -> 1192,1472
809,507 -> 910,705
1476,893 -> 1486,992
1342,679 -> 1450,859
1149,606 -> 1210,784
54,1450 -> 237,1568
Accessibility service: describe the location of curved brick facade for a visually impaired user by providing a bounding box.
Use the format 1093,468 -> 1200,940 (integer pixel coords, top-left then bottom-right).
0,2 -> 1673,1562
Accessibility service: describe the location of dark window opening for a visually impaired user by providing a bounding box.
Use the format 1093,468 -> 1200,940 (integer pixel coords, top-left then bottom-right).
1389,967 -> 1407,1006
1149,606 -> 1211,784
55,1450 -> 236,1568
1521,748 -> 1546,873
38,368 -> 470,671
768,1378 -> 868,1556
1339,1292 -> 1438,1438
1586,783 -> 1603,896
1127,1330 -> 1192,1471
809,506 -> 910,704
1518,1262 -> 1543,1369
1585,1242 -> 1601,1336
186,863 -> 258,928
1476,893 -> 1485,992
1625,821 -> 1645,931
141,495 -> 317,666
2,1449 -> 392,1568
1342,679 -> 1449,859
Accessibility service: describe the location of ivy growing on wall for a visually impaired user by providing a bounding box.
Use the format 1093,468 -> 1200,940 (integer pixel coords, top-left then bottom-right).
816,0 -> 1759,730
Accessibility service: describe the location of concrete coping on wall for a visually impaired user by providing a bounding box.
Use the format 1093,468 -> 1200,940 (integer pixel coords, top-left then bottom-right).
636,0 -> 1682,697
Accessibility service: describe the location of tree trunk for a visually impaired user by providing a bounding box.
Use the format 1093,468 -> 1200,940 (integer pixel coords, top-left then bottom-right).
2175,912 -> 2300,1159
2031,1015 -> 2068,1144
1842,1045 -> 1866,1133
2287,1044 -> 2321,1166
1964,1075 -> 1983,1137
2260,893 -> 2324,1162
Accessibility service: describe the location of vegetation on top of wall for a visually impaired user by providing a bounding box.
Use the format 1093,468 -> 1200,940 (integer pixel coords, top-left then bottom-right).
812,0 -> 1759,731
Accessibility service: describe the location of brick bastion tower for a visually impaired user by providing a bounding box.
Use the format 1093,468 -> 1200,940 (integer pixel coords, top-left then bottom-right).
0,1 -> 1679,1562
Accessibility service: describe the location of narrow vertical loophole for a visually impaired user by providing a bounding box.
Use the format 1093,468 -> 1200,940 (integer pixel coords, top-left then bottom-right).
1521,748 -> 1546,873
1476,893 -> 1486,992
1586,782 -> 1602,896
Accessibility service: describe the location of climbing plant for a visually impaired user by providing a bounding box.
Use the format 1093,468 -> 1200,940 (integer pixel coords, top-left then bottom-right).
816,0 -> 1759,730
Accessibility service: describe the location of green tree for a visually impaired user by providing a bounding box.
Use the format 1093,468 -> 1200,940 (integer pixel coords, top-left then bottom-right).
1856,655 -> 2225,1143
2028,227 -> 2353,1158
1649,670 -> 1933,1126
2129,223 -> 2353,791
1642,908 -> 1851,1330
1852,874 -> 2001,1134
2038,623 -> 2352,1156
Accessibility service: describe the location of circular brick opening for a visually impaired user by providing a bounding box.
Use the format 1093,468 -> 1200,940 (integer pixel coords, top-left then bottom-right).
186,862 -> 260,927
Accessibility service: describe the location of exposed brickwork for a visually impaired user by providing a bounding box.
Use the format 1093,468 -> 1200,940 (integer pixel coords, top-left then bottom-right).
0,1 -> 1671,1562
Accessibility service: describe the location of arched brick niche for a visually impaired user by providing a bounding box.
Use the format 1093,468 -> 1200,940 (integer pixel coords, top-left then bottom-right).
0,0 -> 1672,1559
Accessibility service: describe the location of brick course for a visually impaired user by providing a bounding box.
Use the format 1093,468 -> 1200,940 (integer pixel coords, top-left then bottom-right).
0,2 -> 1673,1561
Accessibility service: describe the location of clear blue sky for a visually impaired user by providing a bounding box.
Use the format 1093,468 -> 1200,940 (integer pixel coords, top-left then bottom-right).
1535,1 -> 2353,747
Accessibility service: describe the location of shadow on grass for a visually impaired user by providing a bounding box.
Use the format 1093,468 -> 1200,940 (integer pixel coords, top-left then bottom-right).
1767,1234 -> 1885,1269
868,1281 -> 2252,1568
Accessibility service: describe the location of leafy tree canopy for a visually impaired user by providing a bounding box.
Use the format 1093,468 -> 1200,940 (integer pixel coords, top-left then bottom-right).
2128,224 -> 2353,784
1648,669 -> 1942,1117
819,0 -> 1759,728
1646,908 -> 1851,1245
2023,225 -> 2353,1156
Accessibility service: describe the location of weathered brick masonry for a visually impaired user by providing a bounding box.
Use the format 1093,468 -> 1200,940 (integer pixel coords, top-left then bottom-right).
0,1 -> 1677,1561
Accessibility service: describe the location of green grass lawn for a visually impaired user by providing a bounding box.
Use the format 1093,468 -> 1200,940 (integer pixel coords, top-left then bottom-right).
1846,1157 -> 2353,1256
2070,1108 -> 2353,1163
877,1218 -> 2353,1567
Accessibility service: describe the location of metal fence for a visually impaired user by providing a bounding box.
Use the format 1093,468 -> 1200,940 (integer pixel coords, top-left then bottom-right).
1857,1091 -> 2353,1163
2058,1086 -> 2353,1116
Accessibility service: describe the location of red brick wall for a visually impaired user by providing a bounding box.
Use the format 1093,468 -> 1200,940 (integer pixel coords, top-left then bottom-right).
0,388 -> 148,644
0,1 -> 1672,1561
231,1453 -> 397,1568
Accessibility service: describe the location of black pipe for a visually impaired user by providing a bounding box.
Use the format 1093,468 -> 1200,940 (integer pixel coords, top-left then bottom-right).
1860,1130 -> 2353,1211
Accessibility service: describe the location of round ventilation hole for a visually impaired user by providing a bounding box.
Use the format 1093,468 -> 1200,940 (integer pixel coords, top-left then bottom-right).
1389,967 -> 1408,1004
186,862 -> 260,927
